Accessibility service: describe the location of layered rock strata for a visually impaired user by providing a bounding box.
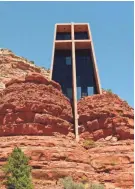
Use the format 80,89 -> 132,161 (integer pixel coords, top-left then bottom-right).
0,49 -> 50,91
78,92 -> 134,141
0,49 -> 134,189
0,73 -> 73,136
0,135 -> 133,189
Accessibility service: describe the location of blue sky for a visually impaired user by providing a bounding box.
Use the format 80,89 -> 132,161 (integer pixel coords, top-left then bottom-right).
0,1 -> 134,106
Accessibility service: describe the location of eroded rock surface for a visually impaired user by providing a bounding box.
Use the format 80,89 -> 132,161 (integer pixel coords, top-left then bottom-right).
78,92 -> 134,141
0,49 -> 50,90
0,136 -> 133,189
0,73 -> 73,136
0,50 -> 134,189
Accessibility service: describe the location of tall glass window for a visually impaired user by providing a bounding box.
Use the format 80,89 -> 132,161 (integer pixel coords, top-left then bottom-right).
75,49 -> 97,100
52,50 -> 72,100
56,32 -> 71,40
75,32 -> 88,40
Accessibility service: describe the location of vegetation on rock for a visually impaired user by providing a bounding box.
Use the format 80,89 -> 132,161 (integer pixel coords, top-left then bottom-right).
30,61 -> 35,64
102,88 -> 113,93
106,89 -> 113,93
60,177 -> 105,189
83,139 -> 96,149
3,147 -> 33,189
90,183 -> 105,189
60,177 -> 85,189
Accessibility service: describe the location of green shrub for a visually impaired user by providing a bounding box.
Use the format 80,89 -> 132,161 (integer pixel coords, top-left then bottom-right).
3,147 -> 33,189
60,177 -> 105,189
83,139 -> 96,149
30,61 -> 35,64
60,177 -> 85,189
90,183 -> 105,189
106,89 -> 112,93
102,88 -> 113,94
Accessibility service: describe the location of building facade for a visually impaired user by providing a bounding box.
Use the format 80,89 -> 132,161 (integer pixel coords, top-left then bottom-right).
50,23 -> 102,140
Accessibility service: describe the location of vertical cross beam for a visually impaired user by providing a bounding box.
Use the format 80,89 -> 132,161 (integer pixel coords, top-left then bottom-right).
71,23 -> 79,141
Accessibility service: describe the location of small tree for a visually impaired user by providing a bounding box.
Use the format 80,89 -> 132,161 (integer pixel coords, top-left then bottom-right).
30,61 -> 35,64
3,147 -> 33,189
106,89 -> 112,93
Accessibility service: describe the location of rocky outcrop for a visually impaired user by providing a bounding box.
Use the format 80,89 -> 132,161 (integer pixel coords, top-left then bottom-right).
0,73 -> 73,136
78,92 -> 134,141
0,50 -> 134,189
0,73 -> 134,189
0,49 -> 50,90
0,135 -> 133,189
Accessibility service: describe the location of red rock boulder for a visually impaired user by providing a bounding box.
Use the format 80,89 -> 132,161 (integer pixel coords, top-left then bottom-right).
0,73 -> 73,136
78,92 -> 134,141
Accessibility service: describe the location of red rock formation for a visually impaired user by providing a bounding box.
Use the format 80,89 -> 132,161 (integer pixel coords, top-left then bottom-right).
0,136 -> 133,189
0,74 -> 134,189
0,49 -> 50,91
0,50 -> 134,189
0,73 -> 73,136
78,92 -> 134,141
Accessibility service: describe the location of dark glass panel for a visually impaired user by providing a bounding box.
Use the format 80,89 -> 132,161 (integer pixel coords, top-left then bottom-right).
75,49 -> 97,100
75,32 -> 88,40
76,76 -> 81,86
56,32 -> 71,40
52,50 -> 72,100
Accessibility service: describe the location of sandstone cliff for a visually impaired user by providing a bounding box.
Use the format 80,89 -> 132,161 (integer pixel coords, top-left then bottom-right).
0,135 -> 133,189
0,50 -> 134,189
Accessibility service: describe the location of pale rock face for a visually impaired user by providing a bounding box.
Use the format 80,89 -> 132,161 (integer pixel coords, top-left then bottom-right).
0,48 -> 50,90
105,135 -> 112,141
110,136 -> 118,142
0,82 -> 5,90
